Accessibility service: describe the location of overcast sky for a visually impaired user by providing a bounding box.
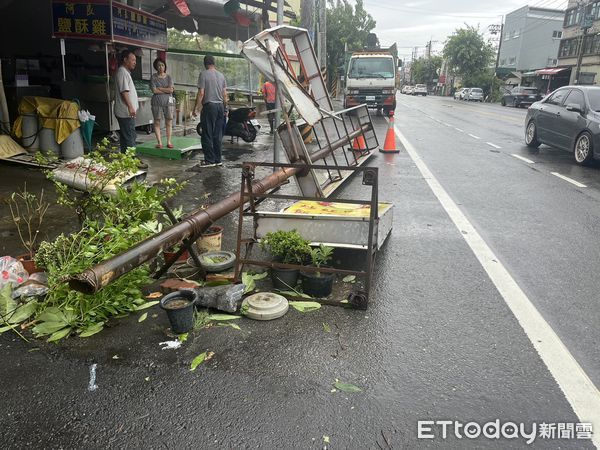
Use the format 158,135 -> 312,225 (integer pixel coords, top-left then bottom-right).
361,0 -> 569,61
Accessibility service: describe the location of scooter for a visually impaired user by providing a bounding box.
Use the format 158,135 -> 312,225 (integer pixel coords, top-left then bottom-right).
196,106 -> 260,143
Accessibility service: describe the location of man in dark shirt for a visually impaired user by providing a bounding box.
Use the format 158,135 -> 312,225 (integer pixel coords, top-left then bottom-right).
193,55 -> 228,167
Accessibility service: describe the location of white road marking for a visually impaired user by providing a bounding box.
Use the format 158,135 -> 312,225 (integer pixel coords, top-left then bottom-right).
511,154 -> 535,164
454,127 -> 464,132
443,122 -> 452,127
551,172 -> 587,188
468,133 -> 481,140
88,364 -> 98,392
393,124 -> 600,447
486,142 -> 502,149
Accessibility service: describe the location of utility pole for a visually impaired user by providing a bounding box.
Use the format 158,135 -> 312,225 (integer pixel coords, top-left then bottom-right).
489,18 -> 503,102
320,0 -> 327,70
272,0 -> 284,167
575,1 -> 592,84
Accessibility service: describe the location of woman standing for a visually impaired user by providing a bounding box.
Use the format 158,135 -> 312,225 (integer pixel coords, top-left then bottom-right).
150,58 -> 175,148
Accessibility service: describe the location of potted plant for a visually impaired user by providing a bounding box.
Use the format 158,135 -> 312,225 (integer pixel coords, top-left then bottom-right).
300,244 -> 335,298
7,185 -> 49,274
259,229 -> 310,290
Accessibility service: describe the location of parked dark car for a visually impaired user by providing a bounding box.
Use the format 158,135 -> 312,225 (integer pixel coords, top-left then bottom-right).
502,86 -> 542,108
525,85 -> 600,165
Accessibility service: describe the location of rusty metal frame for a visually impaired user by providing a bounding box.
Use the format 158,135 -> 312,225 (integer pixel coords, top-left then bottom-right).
233,161 -> 379,310
154,202 -> 207,280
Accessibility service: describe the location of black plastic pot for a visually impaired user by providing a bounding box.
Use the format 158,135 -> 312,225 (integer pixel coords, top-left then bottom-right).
160,289 -> 197,334
300,270 -> 334,298
271,267 -> 299,290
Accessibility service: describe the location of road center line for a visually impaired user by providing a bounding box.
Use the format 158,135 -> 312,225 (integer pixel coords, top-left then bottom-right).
551,172 -> 587,188
454,127 -> 464,132
468,133 -> 481,140
486,142 -> 502,149
511,154 -> 535,164
393,124 -> 600,445
443,122 -> 452,127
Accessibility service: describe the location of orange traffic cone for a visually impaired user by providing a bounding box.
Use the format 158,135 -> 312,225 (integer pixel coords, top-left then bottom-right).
352,134 -> 367,152
379,110 -> 399,154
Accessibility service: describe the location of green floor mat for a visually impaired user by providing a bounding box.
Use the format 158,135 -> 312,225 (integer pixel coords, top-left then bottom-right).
136,136 -> 201,160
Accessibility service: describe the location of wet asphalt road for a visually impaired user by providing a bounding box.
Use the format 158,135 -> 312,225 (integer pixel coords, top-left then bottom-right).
1,97 -> 598,449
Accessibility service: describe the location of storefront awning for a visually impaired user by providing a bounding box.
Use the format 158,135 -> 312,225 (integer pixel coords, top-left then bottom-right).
535,67 -> 571,76
146,0 -> 297,41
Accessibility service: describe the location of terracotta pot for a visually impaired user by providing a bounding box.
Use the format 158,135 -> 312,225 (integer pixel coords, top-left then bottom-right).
164,248 -> 190,265
17,253 -> 43,275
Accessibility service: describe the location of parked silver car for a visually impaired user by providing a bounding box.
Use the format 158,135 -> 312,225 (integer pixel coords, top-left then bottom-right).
454,88 -> 468,100
465,87 -> 484,102
414,84 -> 428,96
525,85 -> 600,165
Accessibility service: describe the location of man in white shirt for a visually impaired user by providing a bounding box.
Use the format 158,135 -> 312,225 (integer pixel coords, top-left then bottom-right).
114,49 -> 139,153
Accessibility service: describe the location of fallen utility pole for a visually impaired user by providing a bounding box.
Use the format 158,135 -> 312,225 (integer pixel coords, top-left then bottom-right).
69,125 -> 371,294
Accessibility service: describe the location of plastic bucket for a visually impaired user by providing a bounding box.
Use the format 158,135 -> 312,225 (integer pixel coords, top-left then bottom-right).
160,289 -> 197,334
22,113 -> 40,150
60,129 -> 84,159
39,128 -> 60,156
196,225 -> 223,253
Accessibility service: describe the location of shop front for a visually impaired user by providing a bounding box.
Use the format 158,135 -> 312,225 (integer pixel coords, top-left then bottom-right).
52,0 -> 168,135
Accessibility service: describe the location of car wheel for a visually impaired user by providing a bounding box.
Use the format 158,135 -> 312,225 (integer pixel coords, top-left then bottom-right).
574,131 -> 594,165
513,99 -> 519,108
501,99 -> 506,106
525,120 -> 541,148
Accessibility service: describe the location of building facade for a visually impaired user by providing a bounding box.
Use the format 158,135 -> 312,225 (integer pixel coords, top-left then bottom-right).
498,6 -> 564,73
557,0 -> 600,85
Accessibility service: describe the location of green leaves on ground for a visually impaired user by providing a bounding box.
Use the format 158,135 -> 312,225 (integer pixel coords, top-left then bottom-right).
207,314 -> 241,321
134,301 -> 159,311
0,285 -> 17,323
79,322 -> 104,337
194,311 -> 241,330
190,352 -> 207,371
289,301 -> 321,313
323,322 -> 331,333
218,323 -> 241,331
333,380 -> 362,393
138,312 -> 148,322
342,275 -> 356,283
278,290 -> 311,299
190,351 -> 214,371
242,271 -> 268,294
7,301 -> 38,324
47,327 -> 72,342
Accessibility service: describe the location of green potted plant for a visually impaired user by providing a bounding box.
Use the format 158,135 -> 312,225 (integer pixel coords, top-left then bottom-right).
7,185 -> 49,274
300,244 -> 335,298
259,229 -> 310,290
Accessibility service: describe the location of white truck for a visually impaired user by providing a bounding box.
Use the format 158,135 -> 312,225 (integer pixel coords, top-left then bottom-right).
343,44 -> 399,116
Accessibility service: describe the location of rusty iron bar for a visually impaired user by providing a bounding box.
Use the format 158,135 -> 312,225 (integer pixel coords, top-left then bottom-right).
69,123 -> 372,294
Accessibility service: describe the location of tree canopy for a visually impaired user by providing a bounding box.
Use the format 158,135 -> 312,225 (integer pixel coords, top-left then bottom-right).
411,56 -> 442,84
443,26 -> 494,80
326,0 -> 376,76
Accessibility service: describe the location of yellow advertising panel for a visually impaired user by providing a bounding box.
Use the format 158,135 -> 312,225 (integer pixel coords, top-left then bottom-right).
285,201 -> 389,218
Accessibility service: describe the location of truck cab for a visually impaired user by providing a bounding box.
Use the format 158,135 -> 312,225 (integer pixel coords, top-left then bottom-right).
344,51 -> 397,116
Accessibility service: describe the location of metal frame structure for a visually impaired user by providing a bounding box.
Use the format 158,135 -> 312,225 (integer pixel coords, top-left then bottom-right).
241,26 -> 379,198
233,161 -> 380,310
